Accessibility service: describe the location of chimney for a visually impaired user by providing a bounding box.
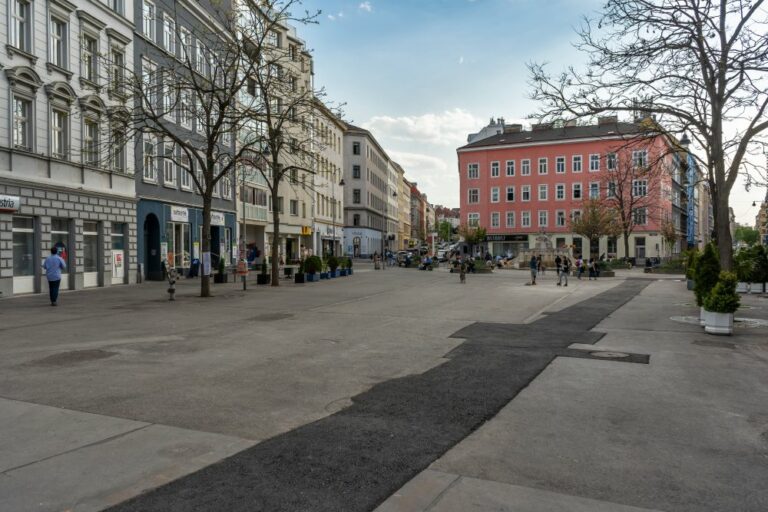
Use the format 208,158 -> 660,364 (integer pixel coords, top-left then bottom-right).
598,116 -> 618,126
504,124 -> 523,133
531,123 -> 553,132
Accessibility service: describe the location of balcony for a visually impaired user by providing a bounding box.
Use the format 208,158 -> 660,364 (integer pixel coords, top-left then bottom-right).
243,203 -> 268,222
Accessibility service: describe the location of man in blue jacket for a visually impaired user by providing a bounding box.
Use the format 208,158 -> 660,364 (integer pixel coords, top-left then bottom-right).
42,246 -> 66,306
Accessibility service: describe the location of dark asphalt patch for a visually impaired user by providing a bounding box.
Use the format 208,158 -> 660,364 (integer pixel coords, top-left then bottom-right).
106,280 -> 651,512
27,349 -> 117,366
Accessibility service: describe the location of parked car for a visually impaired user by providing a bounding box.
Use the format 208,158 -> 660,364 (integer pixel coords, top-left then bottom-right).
437,249 -> 448,262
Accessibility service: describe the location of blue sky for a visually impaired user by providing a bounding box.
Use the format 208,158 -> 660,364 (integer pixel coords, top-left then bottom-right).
299,0 -> 758,223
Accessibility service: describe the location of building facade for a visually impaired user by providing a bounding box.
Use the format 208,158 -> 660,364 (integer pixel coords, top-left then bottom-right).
1,0 -> 137,297
457,118 -> 682,259
395,164 -> 410,250
343,124 -> 389,257
312,100 -> 345,256
133,0 -> 237,280
409,182 -> 426,246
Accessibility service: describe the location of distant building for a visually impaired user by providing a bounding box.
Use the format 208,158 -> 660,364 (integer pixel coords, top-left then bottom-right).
756,190 -> 768,246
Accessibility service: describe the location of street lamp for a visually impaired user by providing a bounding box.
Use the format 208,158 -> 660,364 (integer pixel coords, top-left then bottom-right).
333,178 -> 345,256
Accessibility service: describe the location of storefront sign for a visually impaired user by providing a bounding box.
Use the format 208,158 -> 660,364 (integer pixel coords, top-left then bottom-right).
301,226 -> 312,236
211,211 -> 226,226
170,206 -> 189,223
0,195 -> 20,212
112,251 -> 124,275
485,234 -> 529,242
193,241 -> 200,260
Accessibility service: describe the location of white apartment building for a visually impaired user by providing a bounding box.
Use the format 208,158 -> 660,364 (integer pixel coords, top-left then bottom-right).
1,0 -> 137,297
312,99 -> 345,257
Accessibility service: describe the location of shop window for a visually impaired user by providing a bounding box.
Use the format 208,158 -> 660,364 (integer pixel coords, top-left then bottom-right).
12,217 -> 35,277
83,221 -> 99,272
51,218 -> 70,266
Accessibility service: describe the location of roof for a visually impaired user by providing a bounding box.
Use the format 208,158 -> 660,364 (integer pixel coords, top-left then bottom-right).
457,122 -> 646,151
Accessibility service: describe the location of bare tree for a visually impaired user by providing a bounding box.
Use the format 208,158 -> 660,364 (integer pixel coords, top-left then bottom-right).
570,199 -> 621,258
528,0 -> 768,270
104,0 -> 322,295
599,142 -> 670,258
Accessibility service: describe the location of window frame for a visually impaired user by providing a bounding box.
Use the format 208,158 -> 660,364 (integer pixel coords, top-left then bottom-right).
505,160 -> 515,176
467,162 -> 479,179
467,188 -> 479,204
12,95 -> 33,151
50,107 -> 69,159
521,185 -> 531,202
572,154 -> 583,173
589,181 -> 600,199
49,15 -> 68,69
555,183 -> 565,201
163,13 -> 176,54
506,185 -> 515,202
572,182 -> 582,200
490,186 -> 500,203
538,210 -> 548,228
538,184 -> 548,201
521,211 -> 531,228
490,161 -> 500,178
143,0 -> 156,40
505,211 -> 515,228
490,212 -> 500,228
589,153 -> 600,172
521,159 -> 531,176
538,157 -> 548,175
555,156 -> 565,174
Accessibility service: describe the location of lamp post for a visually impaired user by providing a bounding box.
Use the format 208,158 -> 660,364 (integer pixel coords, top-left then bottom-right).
333,178 -> 345,256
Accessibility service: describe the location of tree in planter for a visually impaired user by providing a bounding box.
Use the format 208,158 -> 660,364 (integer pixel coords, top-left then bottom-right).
703,271 -> 740,315
528,0 -> 768,270
694,243 -> 720,308
304,255 -> 322,275
326,255 -> 339,274
569,199 -> 620,259
458,224 -> 487,257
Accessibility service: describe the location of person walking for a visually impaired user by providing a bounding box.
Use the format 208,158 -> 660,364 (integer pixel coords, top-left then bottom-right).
589,258 -> 598,280
558,257 -> 570,287
529,255 -> 538,285
576,256 -> 585,280
42,246 -> 66,306
554,255 -> 562,278
459,258 -> 467,284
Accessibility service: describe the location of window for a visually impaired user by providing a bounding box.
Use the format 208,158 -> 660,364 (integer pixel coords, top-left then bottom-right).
83,221 -> 99,273
467,163 -> 479,179
143,135 -> 157,181
521,211 -> 531,228
608,181 -> 617,197
11,0 -> 31,52
556,183 -> 565,200
13,96 -> 32,150
572,183 -> 582,200
491,187 -> 500,203
633,179 -> 648,197
589,154 -> 600,172
468,213 -> 479,227
142,58 -> 157,108
51,219 -> 70,268
490,161 -> 500,177
50,17 -> 67,68
353,214 -> 360,226
506,186 -> 515,202
51,109 -> 68,159
143,0 -> 156,40
521,185 -> 531,202
538,210 -> 548,227
632,207 -> 647,225
290,199 -> 298,216
163,142 -> 176,186
538,184 -> 548,201
607,152 -> 617,171
163,14 -> 175,54
589,182 -> 600,199
180,154 -> 191,190
491,212 -> 500,228
162,72 -> 174,117
556,156 -> 565,173
82,35 -> 98,82
180,27 -> 191,62
538,157 -> 548,175
108,0 -> 123,15
468,188 -> 479,204
352,165 -> 361,179
83,119 -> 99,165
521,159 -> 531,175
572,209 -> 582,221
572,155 -> 582,172
112,125 -> 126,171
180,90 -> 191,128
110,48 -> 125,95
556,210 -> 566,227
505,211 -> 515,228
195,39 -> 206,74
506,160 -> 515,176
352,142 -> 361,155
12,217 -> 35,277
353,189 -> 361,204
633,150 -> 648,168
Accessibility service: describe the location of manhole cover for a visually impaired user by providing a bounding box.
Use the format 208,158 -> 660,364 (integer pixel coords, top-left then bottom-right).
29,349 -> 117,366
590,351 -> 630,358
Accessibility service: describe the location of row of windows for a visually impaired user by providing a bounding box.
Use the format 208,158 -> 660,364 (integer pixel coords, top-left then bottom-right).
466,208 -> 648,229
466,151 -> 648,179
467,180 -> 649,203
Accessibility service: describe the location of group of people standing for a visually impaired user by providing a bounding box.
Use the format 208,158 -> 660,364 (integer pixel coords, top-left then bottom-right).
529,254 -> 600,286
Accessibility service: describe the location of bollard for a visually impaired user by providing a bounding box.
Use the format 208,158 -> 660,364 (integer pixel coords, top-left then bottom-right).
167,268 -> 178,301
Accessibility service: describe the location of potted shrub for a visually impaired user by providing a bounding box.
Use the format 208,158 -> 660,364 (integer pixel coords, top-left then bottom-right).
347,257 -> 353,275
214,257 -> 228,283
339,258 -> 348,276
754,245 -> 768,293
684,249 -> 698,290
319,257 -> 330,279
256,260 -> 270,285
694,243 -> 720,325
304,255 -> 321,282
734,249 -> 754,294
327,255 -> 339,278
294,259 -> 305,284
703,271 -> 740,335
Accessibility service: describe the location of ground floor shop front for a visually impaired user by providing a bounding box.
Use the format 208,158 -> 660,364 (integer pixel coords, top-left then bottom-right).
136,200 -> 237,280
344,227 -> 383,258
0,184 -> 136,298
314,221 -> 343,257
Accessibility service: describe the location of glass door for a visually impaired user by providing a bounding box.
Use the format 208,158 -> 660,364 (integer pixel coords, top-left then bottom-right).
111,223 -> 125,284
51,218 -> 70,288
83,221 -> 99,287
12,217 -> 35,294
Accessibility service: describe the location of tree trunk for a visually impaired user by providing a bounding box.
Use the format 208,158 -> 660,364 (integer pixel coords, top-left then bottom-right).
715,193 -> 733,270
270,185 -> 281,287
622,231 -> 630,261
201,195 -> 212,297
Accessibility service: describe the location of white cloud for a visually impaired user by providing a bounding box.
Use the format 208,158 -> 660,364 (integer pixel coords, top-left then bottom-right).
359,1 -> 372,12
362,108 -> 485,147
327,14 -> 336,20
458,56 -> 464,65
388,151 -> 454,204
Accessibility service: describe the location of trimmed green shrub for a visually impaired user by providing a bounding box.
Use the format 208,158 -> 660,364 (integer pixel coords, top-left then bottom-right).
304,255 -> 323,274
347,257 -> 353,268
684,248 -> 698,280
753,245 -> 768,283
326,255 -> 339,271
704,271 -> 740,313
694,243 -> 720,307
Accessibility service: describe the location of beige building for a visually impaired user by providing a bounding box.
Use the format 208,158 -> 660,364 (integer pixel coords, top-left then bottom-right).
312,100 -> 346,256
396,165 -> 411,250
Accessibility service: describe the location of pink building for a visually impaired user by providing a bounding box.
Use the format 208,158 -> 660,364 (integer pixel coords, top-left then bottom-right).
457,118 -> 683,259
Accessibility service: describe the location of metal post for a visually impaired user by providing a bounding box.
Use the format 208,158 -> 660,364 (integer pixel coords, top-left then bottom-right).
240,164 -> 247,291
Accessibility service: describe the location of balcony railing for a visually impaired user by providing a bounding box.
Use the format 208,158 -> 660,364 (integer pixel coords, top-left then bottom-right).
243,203 -> 268,222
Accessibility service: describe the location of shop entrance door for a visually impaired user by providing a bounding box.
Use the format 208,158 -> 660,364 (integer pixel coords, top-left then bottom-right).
12,217 -> 36,294
144,214 -> 162,280
111,224 -> 126,285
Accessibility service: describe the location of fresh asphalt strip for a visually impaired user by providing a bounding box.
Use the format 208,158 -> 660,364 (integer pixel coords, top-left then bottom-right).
106,279 -> 651,512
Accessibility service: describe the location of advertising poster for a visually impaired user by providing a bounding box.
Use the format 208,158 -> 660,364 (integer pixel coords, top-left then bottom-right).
193,241 -> 200,260
202,252 -> 211,276
160,242 -> 168,263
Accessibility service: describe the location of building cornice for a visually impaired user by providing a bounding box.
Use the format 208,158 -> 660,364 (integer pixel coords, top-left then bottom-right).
456,134 -> 643,154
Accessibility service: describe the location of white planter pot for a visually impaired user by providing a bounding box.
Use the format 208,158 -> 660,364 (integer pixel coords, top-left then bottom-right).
736,282 -> 751,294
699,306 -> 707,326
704,311 -> 734,335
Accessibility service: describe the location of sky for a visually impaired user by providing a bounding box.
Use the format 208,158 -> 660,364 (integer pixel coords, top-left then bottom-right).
298,0 -> 762,225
